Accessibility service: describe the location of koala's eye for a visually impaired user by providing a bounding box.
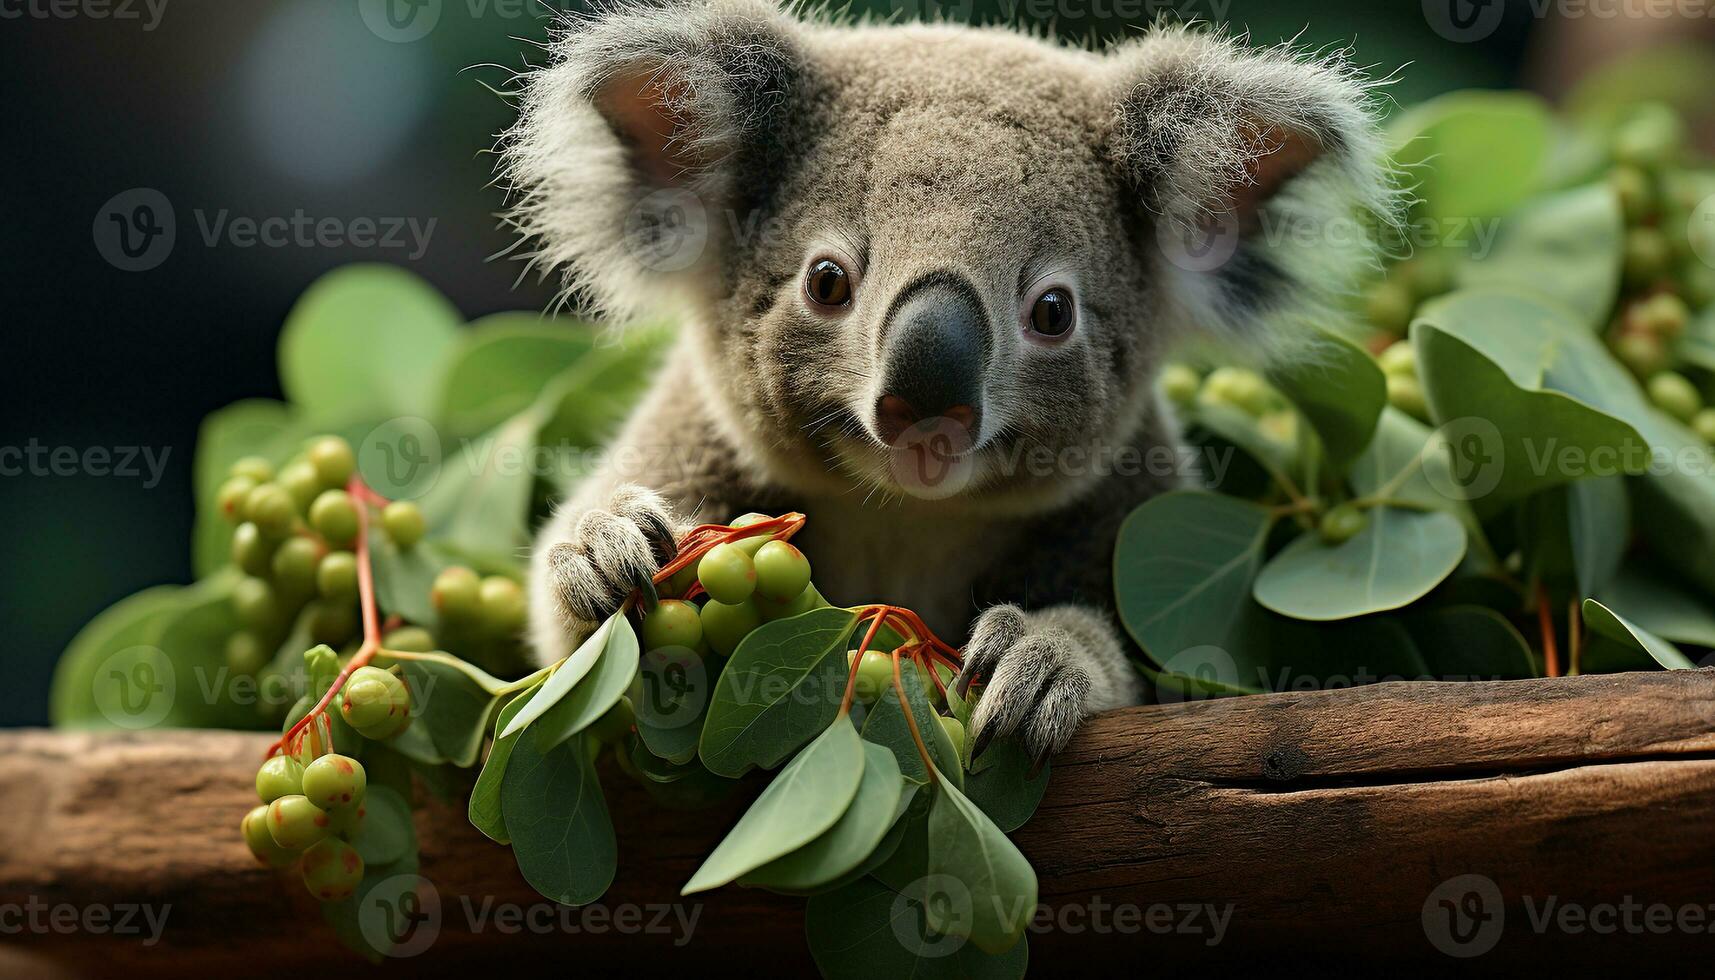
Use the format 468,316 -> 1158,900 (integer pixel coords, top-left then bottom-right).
805,259 -> 853,309
1028,288 -> 1075,338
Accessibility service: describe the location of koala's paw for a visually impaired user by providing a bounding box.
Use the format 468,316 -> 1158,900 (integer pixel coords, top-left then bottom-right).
956,605 -> 1098,770
543,485 -> 680,623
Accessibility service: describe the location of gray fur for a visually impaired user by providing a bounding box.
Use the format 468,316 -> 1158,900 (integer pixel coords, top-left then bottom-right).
503,0 -> 1393,760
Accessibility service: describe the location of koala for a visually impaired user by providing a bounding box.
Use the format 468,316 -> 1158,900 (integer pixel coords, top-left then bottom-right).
501,0 -> 1393,765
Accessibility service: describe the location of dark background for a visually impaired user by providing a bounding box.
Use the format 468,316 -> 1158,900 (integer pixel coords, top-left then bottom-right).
0,0 -> 1662,725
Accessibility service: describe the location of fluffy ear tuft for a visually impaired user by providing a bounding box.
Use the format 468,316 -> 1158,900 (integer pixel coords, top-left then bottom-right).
500,0 -> 804,320
1106,27 -> 1402,350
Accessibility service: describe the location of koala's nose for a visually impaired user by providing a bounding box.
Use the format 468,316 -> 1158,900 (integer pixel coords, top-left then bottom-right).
874,278 -> 988,445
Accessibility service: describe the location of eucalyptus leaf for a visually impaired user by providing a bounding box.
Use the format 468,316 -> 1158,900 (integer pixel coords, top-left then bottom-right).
531,617 -> 640,751
1598,564 -> 1715,647
500,611 -> 626,740
394,658 -> 504,767
436,314 -> 599,439
741,741 -> 904,893
50,585 -> 183,729
502,732 -> 616,906
683,719 -> 867,894
965,739 -> 1050,833
1581,599 -> 1698,669
1254,509 -> 1466,621
861,658 -> 964,789
699,607 -> 860,778
351,785 -> 413,866
1388,91 -> 1552,221
925,772 -> 1039,955
805,876 -> 1029,980
1458,182 -> 1624,332
469,679 -> 545,844
367,530 -> 456,627
1269,325 -> 1387,469
1405,606 -> 1537,681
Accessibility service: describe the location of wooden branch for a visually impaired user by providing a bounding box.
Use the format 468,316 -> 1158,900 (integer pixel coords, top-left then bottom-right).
4,669 -> 1714,974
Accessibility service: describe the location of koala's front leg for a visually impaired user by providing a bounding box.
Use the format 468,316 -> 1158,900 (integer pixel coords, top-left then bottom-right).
957,604 -> 1143,766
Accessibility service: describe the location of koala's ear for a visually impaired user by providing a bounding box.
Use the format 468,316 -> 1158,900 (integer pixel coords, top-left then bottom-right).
503,0 -> 805,318
1105,29 -> 1397,339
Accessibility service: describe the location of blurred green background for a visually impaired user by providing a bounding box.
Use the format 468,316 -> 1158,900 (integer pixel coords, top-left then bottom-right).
0,0 -> 1687,725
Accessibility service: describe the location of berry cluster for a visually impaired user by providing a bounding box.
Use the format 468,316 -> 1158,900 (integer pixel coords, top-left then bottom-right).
244,748 -> 369,902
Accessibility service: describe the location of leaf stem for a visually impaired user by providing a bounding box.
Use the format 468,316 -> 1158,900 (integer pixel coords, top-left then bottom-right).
1537,585 -> 1561,678
1567,598 -> 1583,677
890,649 -> 939,785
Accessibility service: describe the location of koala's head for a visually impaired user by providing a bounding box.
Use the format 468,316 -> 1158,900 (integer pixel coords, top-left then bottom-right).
504,0 -> 1393,512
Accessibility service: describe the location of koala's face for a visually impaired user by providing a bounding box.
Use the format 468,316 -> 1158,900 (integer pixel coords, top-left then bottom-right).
505,2 -> 1388,510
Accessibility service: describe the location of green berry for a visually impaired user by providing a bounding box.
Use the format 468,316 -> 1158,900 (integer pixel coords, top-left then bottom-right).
233,577 -> 280,631
588,697 -> 635,745
1649,371 -> 1702,422
1319,504 -> 1369,545
1691,408 -> 1715,444
226,631 -> 270,676
1613,331 -> 1669,377
697,542 -> 756,604
1610,165 -> 1654,224
1386,374 -> 1429,422
1613,102 -> 1684,170
848,650 -> 895,703
266,794 -> 331,851
1364,279 -> 1415,335
229,455 -> 275,484
271,536 -> 323,598
1158,363 -> 1201,407
300,837 -> 364,903
1625,228 -> 1673,289
327,801 -> 366,841
340,666 -> 412,739
382,626 -> 436,652
217,475 -> 258,523
753,541 -> 812,603
1638,293 -> 1690,339
1198,367 -> 1273,417
231,522 -> 276,577
431,566 -> 482,621
256,755 -> 305,803
317,551 -> 359,600
756,583 -> 829,621
937,714 -> 966,757
303,643 -> 340,686
1377,340 -> 1417,378
642,599 -> 704,651
309,490 -> 360,547
307,600 -> 359,647
478,576 -> 527,635
301,754 -> 366,810
242,805 -> 300,867
701,597 -> 763,657
306,436 -> 356,489
278,461 -> 322,514
728,513 -> 775,557
244,483 -> 298,539
381,501 -> 426,549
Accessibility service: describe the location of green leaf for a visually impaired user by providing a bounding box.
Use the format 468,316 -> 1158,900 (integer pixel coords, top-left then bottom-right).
1389,91 -> 1553,221
500,611 -> 627,740
367,530 -> 456,627
394,658 -> 504,767
278,265 -> 461,423
415,409 -> 539,566
468,680 -> 545,844
1458,183 -> 1625,332
1404,606 -> 1537,681
699,607 -> 861,778
534,325 -> 675,450
965,739 -> 1050,833
805,876 -> 1029,980
1113,491 -> 1276,679
1566,477 -> 1629,597
740,741 -> 904,893
531,617 -> 640,751
1598,564 -> 1715,647
926,773 -> 1038,954
191,398 -> 300,576
1254,508 -> 1467,621
435,314 -> 599,439
1581,599 -> 1698,670
1627,415 -> 1715,597
861,660 -> 963,789
350,785 -> 413,866
152,572 -> 259,729
50,585 -> 183,729
1270,326 -> 1387,469
502,732 -> 616,905
683,719 -> 867,895
634,648 -> 713,765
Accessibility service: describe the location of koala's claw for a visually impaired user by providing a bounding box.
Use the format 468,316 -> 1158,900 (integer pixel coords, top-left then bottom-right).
545,486 -> 680,623
958,604 -> 1094,768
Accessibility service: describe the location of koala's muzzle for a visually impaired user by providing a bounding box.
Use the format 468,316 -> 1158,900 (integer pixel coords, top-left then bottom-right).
874,277 -> 989,445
